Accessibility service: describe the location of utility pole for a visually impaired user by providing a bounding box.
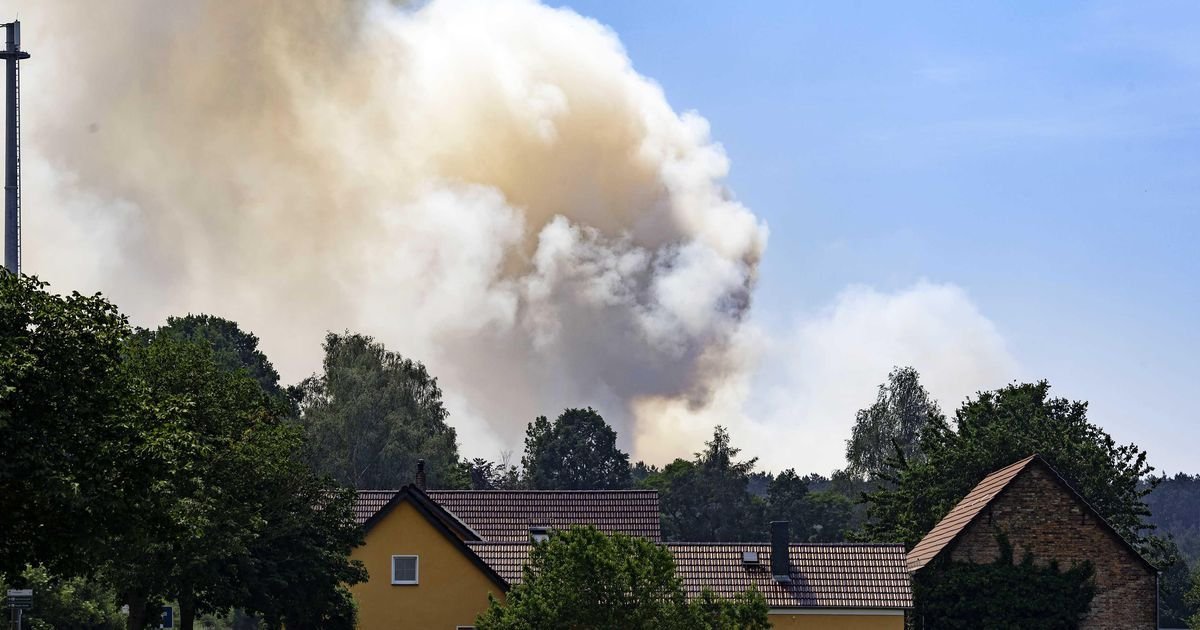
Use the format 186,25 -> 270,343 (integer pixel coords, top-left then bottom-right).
1,20 -> 29,274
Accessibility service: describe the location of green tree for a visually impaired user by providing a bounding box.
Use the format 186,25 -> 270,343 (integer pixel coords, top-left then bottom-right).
0,566 -> 125,630
1154,538 -> 1195,628
764,470 -> 854,543
1187,565 -> 1200,629
474,526 -> 768,629
463,457 -> 523,490
296,333 -> 464,489
845,366 -> 942,480
860,381 -> 1155,550
149,314 -> 285,402
522,408 -> 631,490
0,274 -> 133,578
643,427 -> 763,541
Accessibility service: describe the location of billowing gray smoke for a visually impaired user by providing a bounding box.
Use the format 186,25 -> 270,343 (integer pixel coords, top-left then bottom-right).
17,0 -> 768,459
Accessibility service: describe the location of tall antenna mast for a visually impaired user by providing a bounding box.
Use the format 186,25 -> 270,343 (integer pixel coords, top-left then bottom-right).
1,20 -> 29,275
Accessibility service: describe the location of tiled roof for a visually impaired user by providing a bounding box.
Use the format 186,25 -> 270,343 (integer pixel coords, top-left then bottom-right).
354,489 -> 662,542
906,455 -> 1038,572
466,541 -> 911,610
426,490 -> 662,542
354,490 -> 397,525
466,542 -> 532,585
669,543 -> 912,610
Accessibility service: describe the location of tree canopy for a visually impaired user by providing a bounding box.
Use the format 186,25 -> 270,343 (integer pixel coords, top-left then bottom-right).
474,526 -> 769,630
522,407 -> 632,490
296,333 -> 465,489
860,381 -> 1156,550
845,366 -> 941,480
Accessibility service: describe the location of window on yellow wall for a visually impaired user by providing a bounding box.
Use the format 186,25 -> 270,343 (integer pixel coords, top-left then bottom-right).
391,555 -> 419,585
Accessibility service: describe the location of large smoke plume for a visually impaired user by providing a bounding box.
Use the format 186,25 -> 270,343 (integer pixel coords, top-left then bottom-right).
17,0 -> 768,458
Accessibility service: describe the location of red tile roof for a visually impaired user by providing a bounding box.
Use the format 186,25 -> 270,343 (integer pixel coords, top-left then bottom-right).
906,455 -> 1038,572
669,543 -> 912,610
426,490 -> 662,543
355,489 -> 662,542
469,541 -> 911,610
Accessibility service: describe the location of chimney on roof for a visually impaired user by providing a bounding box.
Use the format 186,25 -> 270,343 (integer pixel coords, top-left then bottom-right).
771,521 -> 791,583
415,459 -> 427,491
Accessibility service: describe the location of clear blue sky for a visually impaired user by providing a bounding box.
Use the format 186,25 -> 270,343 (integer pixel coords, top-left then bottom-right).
557,1 -> 1200,473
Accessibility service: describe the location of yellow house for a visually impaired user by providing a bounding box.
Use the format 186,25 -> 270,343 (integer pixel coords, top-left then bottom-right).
350,484 -> 910,629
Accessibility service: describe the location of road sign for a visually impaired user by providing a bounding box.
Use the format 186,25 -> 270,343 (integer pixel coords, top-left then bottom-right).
160,605 -> 173,628
6,589 -> 32,609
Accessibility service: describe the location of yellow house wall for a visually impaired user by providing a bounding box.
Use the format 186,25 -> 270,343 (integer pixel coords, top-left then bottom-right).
768,612 -> 905,630
350,500 -> 505,630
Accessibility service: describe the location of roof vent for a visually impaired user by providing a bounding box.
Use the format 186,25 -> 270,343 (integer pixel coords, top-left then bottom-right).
741,551 -> 759,565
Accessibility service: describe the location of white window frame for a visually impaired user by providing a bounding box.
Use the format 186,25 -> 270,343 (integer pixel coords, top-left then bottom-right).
390,555 -> 419,585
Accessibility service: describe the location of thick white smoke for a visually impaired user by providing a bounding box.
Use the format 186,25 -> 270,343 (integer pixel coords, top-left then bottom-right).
15,0 -> 766,457
13,0 -> 1019,469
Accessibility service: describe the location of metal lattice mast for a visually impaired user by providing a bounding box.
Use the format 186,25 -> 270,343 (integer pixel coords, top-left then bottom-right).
2,20 -> 29,275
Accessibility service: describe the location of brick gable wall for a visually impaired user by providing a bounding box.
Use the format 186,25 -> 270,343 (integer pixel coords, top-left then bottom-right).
947,463 -> 1157,630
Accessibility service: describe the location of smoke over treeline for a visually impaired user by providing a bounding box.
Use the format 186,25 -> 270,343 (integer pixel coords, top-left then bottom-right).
18,0 -> 768,458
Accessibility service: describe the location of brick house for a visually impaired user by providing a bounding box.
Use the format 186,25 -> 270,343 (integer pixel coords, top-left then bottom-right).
907,454 -> 1158,629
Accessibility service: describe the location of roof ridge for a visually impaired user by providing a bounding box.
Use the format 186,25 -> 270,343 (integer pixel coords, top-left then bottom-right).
427,489 -> 658,494
665,541 -> 906,547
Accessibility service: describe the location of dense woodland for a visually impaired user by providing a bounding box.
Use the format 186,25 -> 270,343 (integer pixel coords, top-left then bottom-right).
3,275 -> 1200,629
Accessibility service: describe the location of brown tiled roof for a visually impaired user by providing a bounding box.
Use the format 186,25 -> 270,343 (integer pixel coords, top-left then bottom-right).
669,543 -> 912,610
466,541 -> 911,610
426,490 -> 662,542
354,489 -> 662,542
906,454 -> 1037,572
354,490 -> 397,525
466,542 -> 532,585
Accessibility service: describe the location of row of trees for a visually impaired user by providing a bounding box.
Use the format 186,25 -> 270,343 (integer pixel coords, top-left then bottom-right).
0,276 -> 364,630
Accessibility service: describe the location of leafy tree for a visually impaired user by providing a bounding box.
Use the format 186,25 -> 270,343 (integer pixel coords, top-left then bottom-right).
296,333 -> 464,489
0,274 -> 133,578
1188,565 -> 1200,629
764,470 -> 854,542
631,461 -> 659,486
474,526 -> 768,629
1147,473 -> 1200,566
913,535 -> 1095,629
0,566 -> 124,630
522,408 -> 631,490
860,381 -> 1156,550
463,458 -> 523,490
1154,538 -> 1195,628
149,314 -> 285,402
845,366 -> 942,480
643,427 -> 764,541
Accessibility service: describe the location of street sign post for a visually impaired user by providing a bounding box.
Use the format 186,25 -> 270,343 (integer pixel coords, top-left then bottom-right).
160,605 -> 174,629
7,589 -> 32,630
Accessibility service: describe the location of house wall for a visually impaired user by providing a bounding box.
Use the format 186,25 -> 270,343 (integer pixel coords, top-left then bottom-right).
768,611 -> 904,630
948,463 -> 1157,630
350,500 -> 505,630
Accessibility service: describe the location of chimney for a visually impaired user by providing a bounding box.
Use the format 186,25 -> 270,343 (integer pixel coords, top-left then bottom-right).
771,521 -> 791,583
415,459 -> 427,491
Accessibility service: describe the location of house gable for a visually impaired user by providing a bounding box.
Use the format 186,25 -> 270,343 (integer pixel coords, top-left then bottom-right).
351,490 -> 506,630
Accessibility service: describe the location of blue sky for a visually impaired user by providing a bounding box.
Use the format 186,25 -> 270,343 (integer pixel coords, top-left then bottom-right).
558,1 -> 1200,473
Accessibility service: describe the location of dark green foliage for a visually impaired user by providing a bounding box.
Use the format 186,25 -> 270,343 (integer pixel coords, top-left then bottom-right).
861,381 -> 1155,550
764,470 -> 854,542
296,333 -> 465,489
1,566 -> 125,630
0,274 -> 133,577
1188,566 -> 1200,629
462,457 -> 522,490
474,526 -> 769,630
150,314 -> 285,403
845,366 -> 942,480
1151,537 -> 1196,628
1146,473 -> 1200,566
913,537 -> 1096,629
643,427 -> 764,541
631,461 -> 659,486
522,407 -> 631,490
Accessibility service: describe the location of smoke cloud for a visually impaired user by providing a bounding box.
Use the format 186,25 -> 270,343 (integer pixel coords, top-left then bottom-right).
16,0 -> 766,458
13,0 -> 1018,469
